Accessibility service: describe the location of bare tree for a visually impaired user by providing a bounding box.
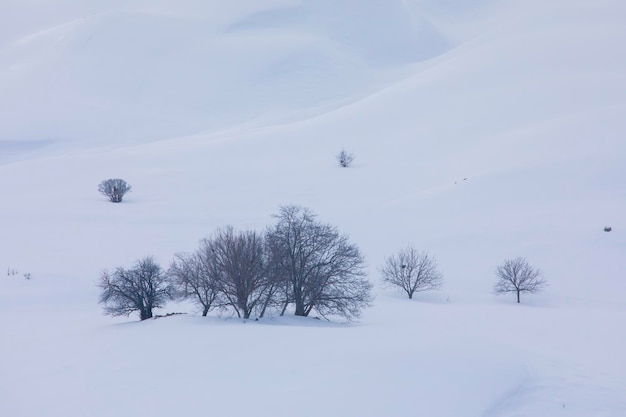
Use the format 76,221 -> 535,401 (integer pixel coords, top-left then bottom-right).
205,227 -> 270,319
169,250 -> 221,317
380,246 -> 443,299
267,205 -> 372,320
494,257 -> 547,303
98,256 -> 174,320
256,246 -> 286,319
264,237 -> 296,317
98,178 -> 131,203
337,149 -> 355,168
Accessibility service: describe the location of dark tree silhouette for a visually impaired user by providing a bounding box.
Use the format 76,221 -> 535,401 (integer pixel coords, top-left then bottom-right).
494,257 -> 547,303
380,246 -> 443,299
205,227 -> 270,319
98,256 -> 173,320
169,251 -> 221,317
98,178 -> 131,203
267,205 -> 372,320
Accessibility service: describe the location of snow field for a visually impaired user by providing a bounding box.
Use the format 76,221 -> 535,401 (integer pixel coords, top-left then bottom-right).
1,0 -> 626,416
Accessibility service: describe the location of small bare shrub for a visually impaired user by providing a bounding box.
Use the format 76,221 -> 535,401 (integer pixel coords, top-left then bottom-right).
98,178 -> 131,203
337,149 -> 355,168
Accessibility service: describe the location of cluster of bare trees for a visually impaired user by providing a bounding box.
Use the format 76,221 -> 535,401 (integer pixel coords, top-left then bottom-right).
99,206 -> 548,322
98,205 -> 373,321
170,227 -> 271,320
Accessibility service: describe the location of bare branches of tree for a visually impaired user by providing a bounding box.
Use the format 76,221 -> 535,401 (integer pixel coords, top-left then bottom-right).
380,246 -> 443,299
169,251 -> 220,317
98,206 -> 374,322
205,227 -> 270,319
267,205 -> 372,320
98,178 -> 131,203
494,257 -> 547,303
98,256 -> 174,320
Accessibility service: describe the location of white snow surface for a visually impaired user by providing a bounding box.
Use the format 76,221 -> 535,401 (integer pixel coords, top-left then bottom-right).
1,0 -> 626,416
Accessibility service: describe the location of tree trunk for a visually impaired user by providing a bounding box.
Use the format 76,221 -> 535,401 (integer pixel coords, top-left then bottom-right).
294,302 -> 306,316
140,309 -> 152,320
516,290 -> 520,304
259,287 -> 275,318
294,287 -> 306,316
293,285 -> 306,316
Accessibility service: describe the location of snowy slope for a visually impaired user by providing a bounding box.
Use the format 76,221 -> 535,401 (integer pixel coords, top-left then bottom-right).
1,0 -> 626,416
0,0 -> 451,152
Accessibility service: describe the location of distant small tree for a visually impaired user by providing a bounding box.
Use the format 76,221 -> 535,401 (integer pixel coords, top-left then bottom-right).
494,257 -> 547,303
98,256 -> 174,320
337,149 -> 355,168
380,246 -> 443,299
98,178 -> 131,203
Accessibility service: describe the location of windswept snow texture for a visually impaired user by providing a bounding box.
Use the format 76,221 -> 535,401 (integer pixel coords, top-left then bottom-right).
1,0 -> 626,416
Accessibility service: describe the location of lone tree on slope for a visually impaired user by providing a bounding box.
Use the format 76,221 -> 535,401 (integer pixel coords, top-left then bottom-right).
98,178 -> 132,203
493,257 -> 547,303
336,149 -> 355,168
380,246 -> 443,299
98,256 -> 174,320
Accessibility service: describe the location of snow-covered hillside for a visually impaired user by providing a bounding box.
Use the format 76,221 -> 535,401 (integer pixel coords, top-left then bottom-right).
0,0 -> 454,152
1,1 -> 625,416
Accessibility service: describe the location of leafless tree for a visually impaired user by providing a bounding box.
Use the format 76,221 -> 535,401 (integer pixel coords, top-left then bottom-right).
256,247 -> 286,319
267,205 -> 372,320
264,237 -> 296,317
337,149 -> 355,168
205,227 -> 270,319
98,256 -> 174,320
494,257 -> 547,303
98,178 -> 131,203
380,246 -> 443,299
169,250 -> 221,317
